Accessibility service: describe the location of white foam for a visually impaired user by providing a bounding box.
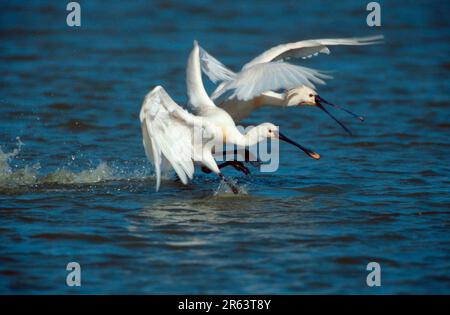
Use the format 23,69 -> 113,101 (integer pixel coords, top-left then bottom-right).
41,162 -> 115,185
0,140 -> 131,189
213,178 -> 248,196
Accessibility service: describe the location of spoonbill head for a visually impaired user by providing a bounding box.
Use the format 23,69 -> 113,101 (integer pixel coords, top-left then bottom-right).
286,86 -> 317,106
286,85 -> 365,135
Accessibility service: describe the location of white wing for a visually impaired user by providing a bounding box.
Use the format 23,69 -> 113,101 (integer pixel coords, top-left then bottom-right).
199,45 -> 236,84
140,86 -> 211,191
242,35 -> 384,70
211,61 -> 332,101
186,41 -> 218,114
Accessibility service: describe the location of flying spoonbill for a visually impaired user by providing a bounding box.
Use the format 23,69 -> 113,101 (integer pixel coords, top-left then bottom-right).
198,35 -> 383,134
140,41 -> 320,193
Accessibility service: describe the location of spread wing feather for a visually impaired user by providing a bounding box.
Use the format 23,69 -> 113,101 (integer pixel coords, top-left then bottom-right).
199,46 -> 236,84
211,61 -> 332,101
243,35 -> 384,69
140,86 -> 209,191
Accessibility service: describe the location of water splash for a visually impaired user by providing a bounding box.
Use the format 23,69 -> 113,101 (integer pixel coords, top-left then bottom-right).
0,138 -> 40,188
214,178 -> 248,196
41,162 -> 115,185
0,140 -> 149,190
0,140 -> 246,195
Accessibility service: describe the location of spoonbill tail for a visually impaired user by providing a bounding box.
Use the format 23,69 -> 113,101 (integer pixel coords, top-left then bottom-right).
140,41 -> 320,193
198,35 -> 383,133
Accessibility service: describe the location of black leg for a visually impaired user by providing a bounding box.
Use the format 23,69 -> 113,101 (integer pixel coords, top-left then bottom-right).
218,173 -> 239,194
228,161 -> 250,175
235,148 -> 262,167
201,166 -> 212,174
201,161 -> 250,175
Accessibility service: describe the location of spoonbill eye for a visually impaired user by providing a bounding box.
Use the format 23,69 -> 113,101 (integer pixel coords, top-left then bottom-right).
309,94 -> 314,97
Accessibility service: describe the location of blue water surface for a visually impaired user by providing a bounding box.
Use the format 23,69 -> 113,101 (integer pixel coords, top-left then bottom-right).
0,0 -> 449,294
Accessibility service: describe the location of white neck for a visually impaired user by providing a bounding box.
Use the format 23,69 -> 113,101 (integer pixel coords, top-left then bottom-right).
186,41 -> 216,109
226,125 -> 267,147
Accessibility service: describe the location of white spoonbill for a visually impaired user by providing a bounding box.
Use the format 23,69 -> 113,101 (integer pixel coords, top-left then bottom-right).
140,41 -> 320,193
198,35 -> 383,134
